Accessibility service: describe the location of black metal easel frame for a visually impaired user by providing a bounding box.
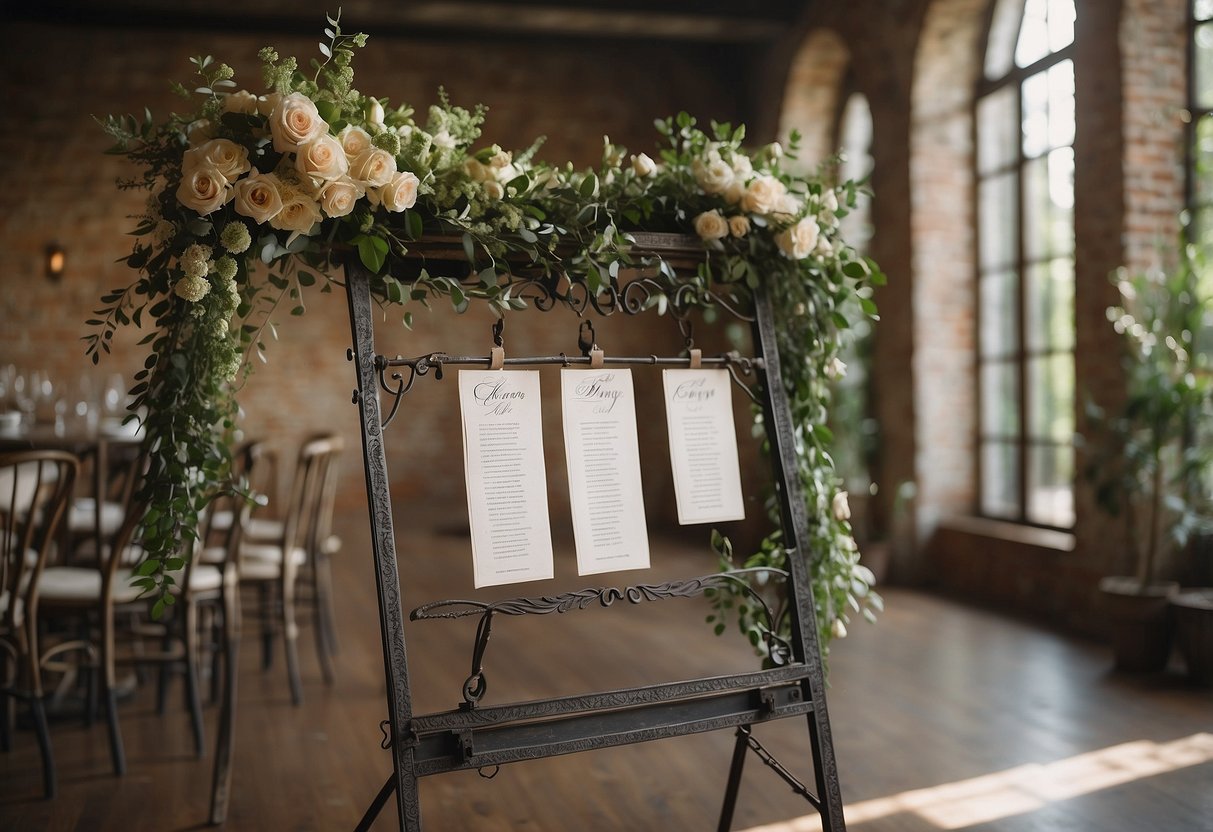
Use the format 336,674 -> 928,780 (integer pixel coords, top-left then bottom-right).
343,254 -> 845,831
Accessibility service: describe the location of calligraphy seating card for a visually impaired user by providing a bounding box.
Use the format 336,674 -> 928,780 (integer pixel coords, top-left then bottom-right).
458,370 -> 555,588
662,369 -> 746,525
560,369 -> 650,576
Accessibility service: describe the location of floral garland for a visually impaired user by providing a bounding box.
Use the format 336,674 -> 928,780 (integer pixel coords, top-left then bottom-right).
91,14 -> 882,654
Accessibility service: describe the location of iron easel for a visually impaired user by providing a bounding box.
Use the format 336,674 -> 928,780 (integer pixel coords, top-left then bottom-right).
343,251 -> 846,831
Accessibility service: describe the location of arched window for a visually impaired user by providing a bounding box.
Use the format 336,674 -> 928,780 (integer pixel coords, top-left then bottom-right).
1190,0 -> 1213,244
976,0 -> 1076,528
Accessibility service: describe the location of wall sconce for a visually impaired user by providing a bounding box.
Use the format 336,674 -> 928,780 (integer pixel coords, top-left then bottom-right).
45,242 -> 65,282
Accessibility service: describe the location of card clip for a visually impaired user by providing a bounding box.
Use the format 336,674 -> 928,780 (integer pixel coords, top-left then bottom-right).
489,346 -> 505,370
589,348 -> 604,369
688,348 -> 702,369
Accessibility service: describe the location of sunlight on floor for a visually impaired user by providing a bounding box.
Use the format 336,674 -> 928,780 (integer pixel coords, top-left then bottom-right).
740,733 -> 1213,831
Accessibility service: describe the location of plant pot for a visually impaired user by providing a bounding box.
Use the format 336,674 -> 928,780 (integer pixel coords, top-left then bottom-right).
1171,589 -> 1213,686
1097,577 -> 1179,673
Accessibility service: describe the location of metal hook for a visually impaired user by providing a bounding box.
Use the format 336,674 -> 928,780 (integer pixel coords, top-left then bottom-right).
678,317 -> 695,350
491,317 -> 505,347
577,320 -> 596,356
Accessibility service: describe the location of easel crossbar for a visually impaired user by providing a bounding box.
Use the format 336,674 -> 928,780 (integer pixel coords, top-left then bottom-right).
411,681 -> 814,776
381,353 -> 763,370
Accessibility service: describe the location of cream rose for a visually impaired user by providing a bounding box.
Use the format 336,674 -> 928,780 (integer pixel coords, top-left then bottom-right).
319,177 -> 364,218
296,134 -> 349,182
740,174 -> 787,215
232,172 -> 284,224
183,138 -> 251,182
256,93 -> 282,117
187,119 -> 216,148
367,98 -> 385,129
223,90 -> 259,115
269,92 -> 326,153
728,215 -> 750,238
631,152 -> 657,178
775,216 -> 821,260
176,163 -> 229,215
464,158 -> 490,183
349,147 -> 397,188
483,180 -> 505,200
269,190 -> 322,234
693,210 -> 729,241
724,180 -> 745,205
832,491 -> 851,522
371,171 -> 419,213
772,193 -> 802,219
692,157 -> 734,195
338,125 -> 373,158
731,155 -> 753,178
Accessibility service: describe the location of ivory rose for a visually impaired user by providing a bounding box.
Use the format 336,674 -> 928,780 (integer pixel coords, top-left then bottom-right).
367,98 -> 385,129
464,158 -> 490,182
631,152 -> 656,177
775,216 -> 821,260
693,209 -> 729,241
187,119 -> 216,147
269,92 -> 327,153
223,90 -> 259,115
183,138 -> 251,182
371,171 -> 420,212
319,177 -> 364,218
338,125 -> 373,158
176,163 -> 229,215
232,172 -> 284,224
692,157 -> 734,195
831,491 -> 851,522
483,180 -> 505,200
296,134 -> 349,182
728,215 -> 750,238
740,174 -> 787,215
269,188 -> 322,234
349,147 -> 397,188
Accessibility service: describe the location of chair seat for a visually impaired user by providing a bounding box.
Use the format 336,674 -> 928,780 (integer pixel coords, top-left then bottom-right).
71,538 -> 145,567
239,545 -> 307,581
68,498 -> 127,536
180,563 -> 224,594
211,510 -> 283,542
39,566 -> 144,605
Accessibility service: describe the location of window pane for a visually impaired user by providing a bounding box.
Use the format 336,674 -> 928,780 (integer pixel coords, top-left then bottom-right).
1047,0 -> 1076,53
980,270 -> 1019,358
1199,0 -> 1213,23
978,86 -> 1019,174
1022,71 -> 1050,158
985,0 -> 1024,78
1195,115 -> 1213,203
1026,352 -> 1074,442
1047,60 -> 1075,148
1198,23 -> 1213,109
981,360 -> 1020,438
980,172 -> 1018,270
1027,443 -> 1074,526
1024,148 -> 1074,260
1016,0 -> 1050,67
982,441 -> 1020,518
1026,258 -> 1075,352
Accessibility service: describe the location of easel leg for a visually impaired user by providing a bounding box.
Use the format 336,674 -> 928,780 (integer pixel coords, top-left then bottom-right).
717,726 -> 751,832
355,774 -> 397,832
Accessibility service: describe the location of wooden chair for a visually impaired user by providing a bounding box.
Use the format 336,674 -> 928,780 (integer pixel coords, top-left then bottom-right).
236,434 -> 343,704
0,450 -> 78,799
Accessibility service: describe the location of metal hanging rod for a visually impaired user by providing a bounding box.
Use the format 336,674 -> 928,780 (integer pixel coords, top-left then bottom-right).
379,352 -> 764,370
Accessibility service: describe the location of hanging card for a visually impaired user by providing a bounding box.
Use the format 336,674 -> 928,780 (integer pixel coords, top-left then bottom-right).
662,369 -> 746,525
459,370 -> 554,588
561,368 -> 650,575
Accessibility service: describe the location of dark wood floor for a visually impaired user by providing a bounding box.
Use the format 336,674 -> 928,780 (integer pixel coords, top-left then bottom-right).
2,510 -> 1211,831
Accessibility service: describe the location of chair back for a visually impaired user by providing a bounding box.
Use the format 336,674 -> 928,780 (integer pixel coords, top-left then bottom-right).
201,440 -> 268,569
281,435 -> 343,556
0,451 -> 78,632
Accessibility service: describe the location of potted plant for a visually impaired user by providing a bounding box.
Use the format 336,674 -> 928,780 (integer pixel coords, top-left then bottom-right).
1087,234 -> 1213,674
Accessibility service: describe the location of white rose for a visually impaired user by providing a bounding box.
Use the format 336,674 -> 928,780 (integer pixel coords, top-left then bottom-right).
740,174 -> 787,215
296,134 -> 349,182
183,138 -> 251,182
822,189 -> 839,214
367,98 -> 385,129
256,93 -> 281,117
371,171 -> 420,212
464,158 -> 490,182
724,180 -> 745,205
775,216 -> 821,259
319,177 -> 364,218
269,189 -> 322,234
187,119 -> 216,148
728,215 -> 750,238
826,356 -> 848,380
489,149 -> 512,169
494,163 -> 519,185
349,147 -> 397,188
815,236 -> 834,257
483,180 -> 505,200
232,172 -> 284,224
772,193 -> 802,219
631,152 -> 657,177
269,92 -> 327,153
176,163 -> 230,215
338,125 -> 373,159
731,155 -> 753,178
693,210 -> 729,241
832,491 -> 851,522
692,157 -> 734,195
223,90 -> 259,115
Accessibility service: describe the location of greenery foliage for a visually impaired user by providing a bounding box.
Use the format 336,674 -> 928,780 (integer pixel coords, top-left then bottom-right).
91,13 -> 882,656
